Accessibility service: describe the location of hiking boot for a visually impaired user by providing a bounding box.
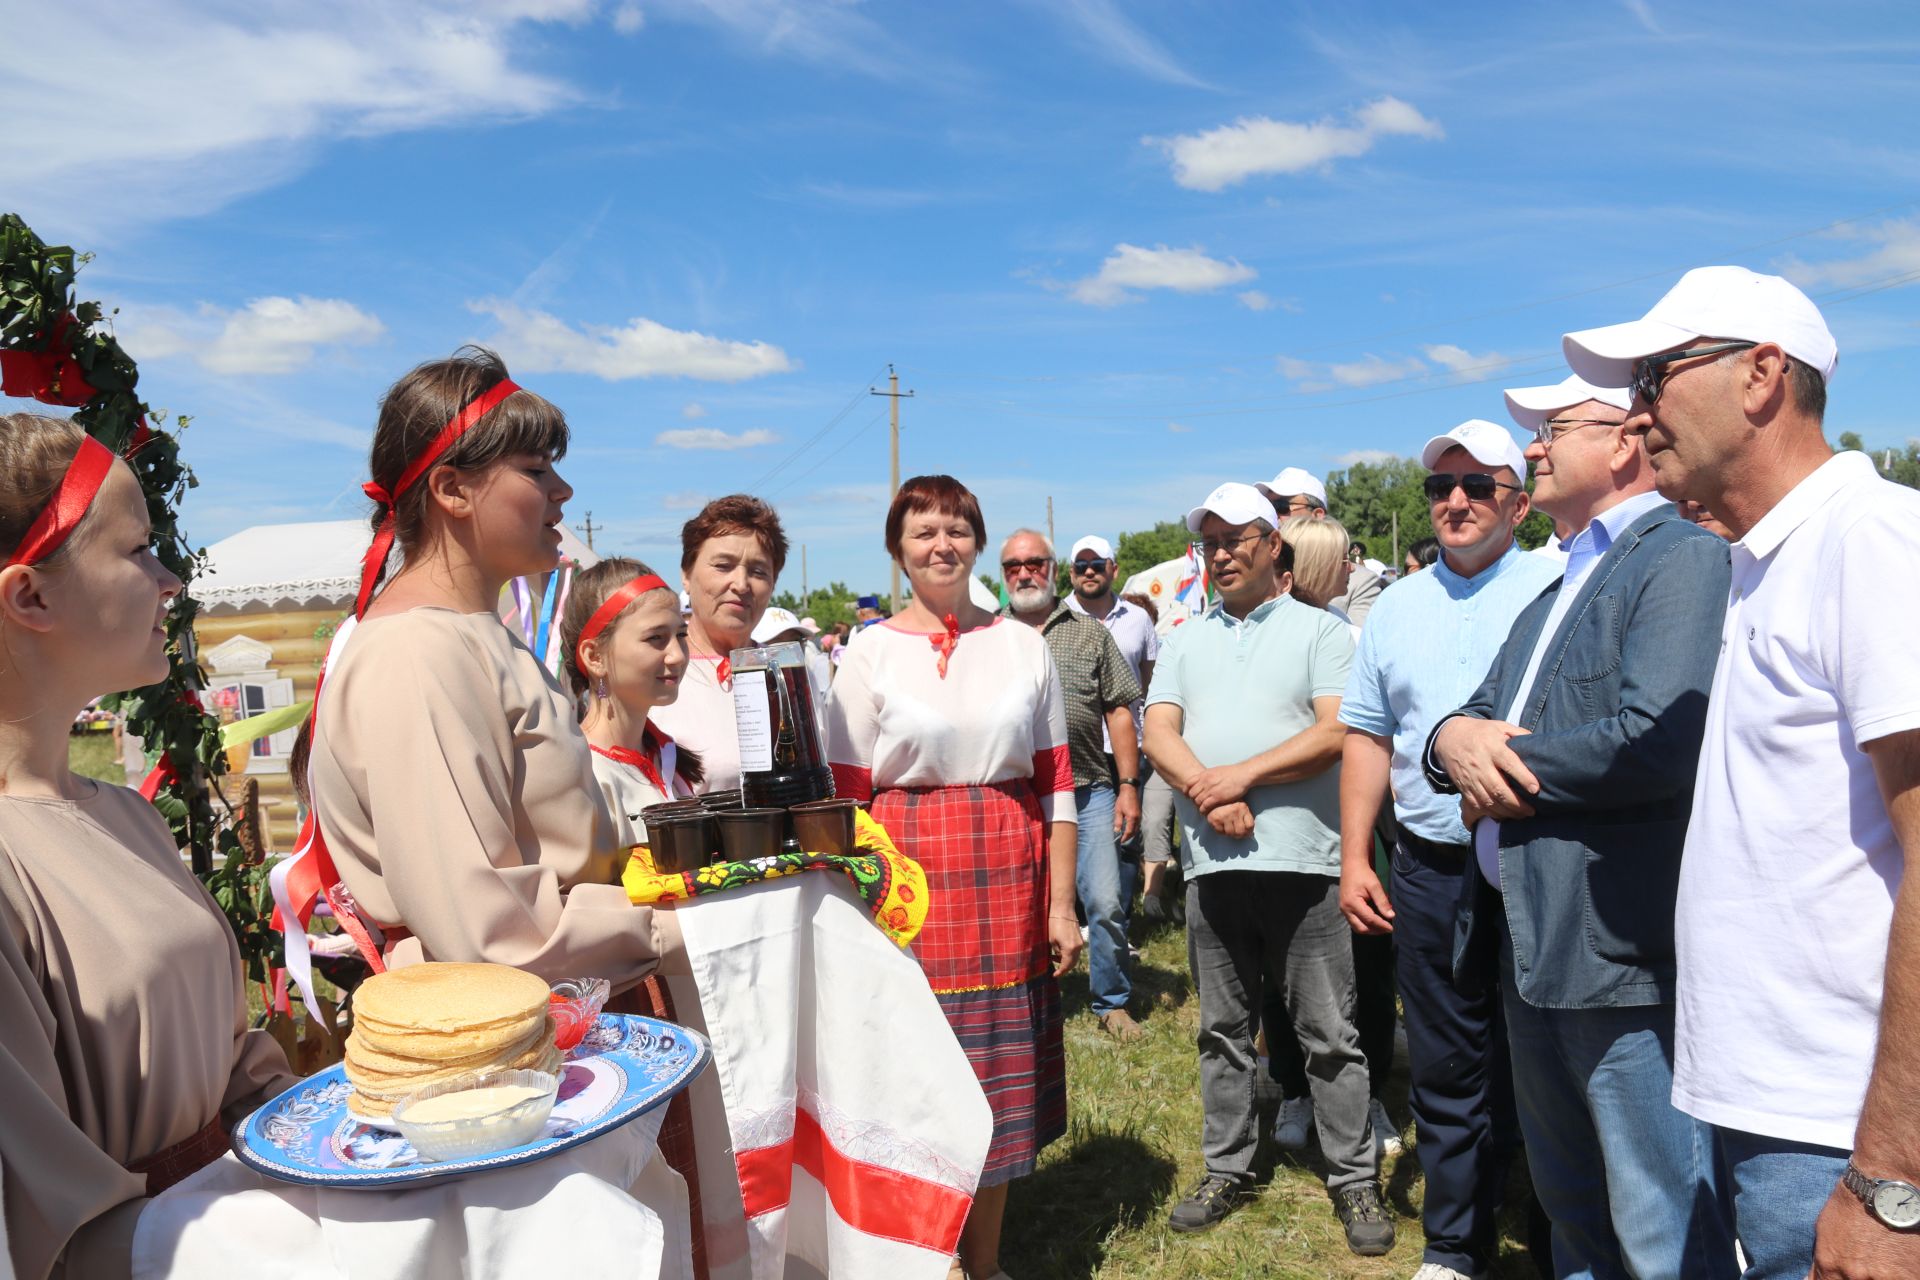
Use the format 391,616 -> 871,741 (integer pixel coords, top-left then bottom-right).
1335,1181 -> 1396,1256
1167,1172 -> 1249,1233
1271,1094 -> 1314,1150
1098,1009 -> 1144,1042
1370,1096 -> 1405,1159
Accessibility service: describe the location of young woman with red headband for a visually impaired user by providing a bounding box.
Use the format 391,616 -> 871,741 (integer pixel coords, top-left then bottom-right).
0,413 -> 297,1278
294,348 -> 659,987
559,557 -> 704,847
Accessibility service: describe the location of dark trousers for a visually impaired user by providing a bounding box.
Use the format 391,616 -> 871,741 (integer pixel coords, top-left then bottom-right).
1266,930 -> 1396,1099
1394,832 -> 1517,1275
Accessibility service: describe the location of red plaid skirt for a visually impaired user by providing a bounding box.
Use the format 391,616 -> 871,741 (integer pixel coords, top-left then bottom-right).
870,780 -> 1050,995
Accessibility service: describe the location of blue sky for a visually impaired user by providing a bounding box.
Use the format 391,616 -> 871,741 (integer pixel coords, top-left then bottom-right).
5,0 -> 1918,592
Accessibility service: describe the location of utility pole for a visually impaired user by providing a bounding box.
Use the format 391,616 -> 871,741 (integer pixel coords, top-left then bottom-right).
802,544 -> 809,603
1046,496 -> 1055,555
870,365 -> 915,612
1391,510 -> 1399,569
580,511 -> 598,552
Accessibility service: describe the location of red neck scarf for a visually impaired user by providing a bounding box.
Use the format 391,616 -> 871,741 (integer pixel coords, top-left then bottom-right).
354,378 -> 522,617
591,725 -> 682,794
573,573 -> 669,678
5,435 -> 114,568
929,612 -> 961,679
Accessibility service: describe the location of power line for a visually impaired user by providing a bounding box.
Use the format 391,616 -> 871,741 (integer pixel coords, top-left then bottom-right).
744,363 -> 888,493
766,406 -> 890,500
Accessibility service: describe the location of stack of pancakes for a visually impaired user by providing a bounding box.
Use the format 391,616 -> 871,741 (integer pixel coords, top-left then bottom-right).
344,962 -> 561,1119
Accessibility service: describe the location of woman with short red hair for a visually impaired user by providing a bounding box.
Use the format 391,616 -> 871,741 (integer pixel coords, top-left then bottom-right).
649,494 -> 787,795
824,474 -> 1080,1280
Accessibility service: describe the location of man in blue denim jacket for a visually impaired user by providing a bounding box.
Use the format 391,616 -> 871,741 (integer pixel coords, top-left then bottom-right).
1424,376 -> 1738,1279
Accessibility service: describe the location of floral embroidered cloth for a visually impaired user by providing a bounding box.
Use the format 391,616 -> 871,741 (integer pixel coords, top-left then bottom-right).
622,808 -> 930,947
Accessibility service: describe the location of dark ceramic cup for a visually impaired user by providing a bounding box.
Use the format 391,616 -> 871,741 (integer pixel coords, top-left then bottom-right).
716,807 -> 786,862
788,799 -> 858,856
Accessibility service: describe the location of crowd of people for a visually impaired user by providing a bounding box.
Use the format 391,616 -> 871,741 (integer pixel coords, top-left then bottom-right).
1,261 -> 1915,1280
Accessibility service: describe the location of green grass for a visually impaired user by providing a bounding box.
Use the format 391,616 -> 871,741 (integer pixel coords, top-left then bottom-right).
1004,920 -> 1543,1279
69,732 -> 127,786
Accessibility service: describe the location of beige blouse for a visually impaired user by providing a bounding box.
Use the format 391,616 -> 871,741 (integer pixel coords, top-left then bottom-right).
0,784 -> 296,1280
308,609 -> 659,987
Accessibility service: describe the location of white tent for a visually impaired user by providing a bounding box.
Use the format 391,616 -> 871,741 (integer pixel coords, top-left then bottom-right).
196,519 -> 600,614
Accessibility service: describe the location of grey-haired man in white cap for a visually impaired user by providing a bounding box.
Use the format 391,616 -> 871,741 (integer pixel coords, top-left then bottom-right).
1144,482 -> 1391,1253
1336,420 -> 1557,1280
1567,266 -> 1920,1280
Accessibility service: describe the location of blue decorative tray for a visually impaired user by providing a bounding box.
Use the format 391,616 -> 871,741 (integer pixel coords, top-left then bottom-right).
231,1013 -> 708,1188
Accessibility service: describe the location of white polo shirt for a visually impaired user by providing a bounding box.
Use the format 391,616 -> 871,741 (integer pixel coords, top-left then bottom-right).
1672,451 -> 1920,1150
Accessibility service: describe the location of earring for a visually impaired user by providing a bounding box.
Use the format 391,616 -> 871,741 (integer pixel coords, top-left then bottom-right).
596,677 -> 608,700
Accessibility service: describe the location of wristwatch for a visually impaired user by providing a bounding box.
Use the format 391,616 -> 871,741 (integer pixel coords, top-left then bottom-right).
1116,777 -> 1141,789
1843,1161 -> 1920,1230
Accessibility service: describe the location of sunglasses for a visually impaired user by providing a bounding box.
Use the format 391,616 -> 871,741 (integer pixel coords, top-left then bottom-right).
1070,558 -> 1111,573
1534,416 -> 1626,448
1189,530 -> 1267,559
1423,472 -> 1524,503
1001,557 -> 1052,576
1631,341 -> 1756,406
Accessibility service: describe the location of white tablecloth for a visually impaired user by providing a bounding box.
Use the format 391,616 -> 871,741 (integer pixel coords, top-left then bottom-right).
132,1110 -> 690,1280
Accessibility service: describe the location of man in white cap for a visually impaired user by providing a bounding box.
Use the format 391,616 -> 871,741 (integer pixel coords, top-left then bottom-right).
1257,465 -> 1330,519
1336,421 -> 1558,1280
1503,376 -> 1636,566
750,605 -> 832,719
1144,482 -> 1390,1252
1426,378 -> 1738,1277
1066,534 -> 1159,932
1566,266 -> 1920,1280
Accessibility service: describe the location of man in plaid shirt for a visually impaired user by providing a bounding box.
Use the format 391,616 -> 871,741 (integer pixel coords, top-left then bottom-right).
1002,528 -> 1145,1040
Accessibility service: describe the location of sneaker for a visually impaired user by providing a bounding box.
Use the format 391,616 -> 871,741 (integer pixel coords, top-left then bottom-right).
1370,1096 -> 1405,1159
1409,1264 -> 1481,1280
1334,1182 -> 1396,1256
1167,1172 -> 1249,1233
1272,1095 -> 1314,1150
1098,1008 -> 1144,1042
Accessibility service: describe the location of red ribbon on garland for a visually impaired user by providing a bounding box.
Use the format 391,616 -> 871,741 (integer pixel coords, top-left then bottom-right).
0,316 -> 96,407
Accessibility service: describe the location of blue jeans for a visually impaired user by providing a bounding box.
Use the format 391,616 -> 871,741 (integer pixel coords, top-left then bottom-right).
1501,978 -> 1737,1278
1716,1127 -> 1848,1280
1075,784 -> 1129,1015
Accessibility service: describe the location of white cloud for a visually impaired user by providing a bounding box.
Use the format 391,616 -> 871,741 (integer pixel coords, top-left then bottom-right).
1,2 -> 600,235
119,296 -> 384,375
681,401 -> 709,419
612,1 -> 645,33
1326,353 -> 1431,388
662,489 -> 708,510
655,427 -> 781,451
474,301 -> 796,382
1622,0 -> 1662,34
1069,243 -> 1256,306
1045,0 -> 1211,88
1238,290 -> 1274,312
1334,448 -> 1399,467
1420,343 -> 1516,379
1168,421 -> 1194,433
1776,218 -> 1920,292
1148,96 -> 1444,192
638,0 -> 921,82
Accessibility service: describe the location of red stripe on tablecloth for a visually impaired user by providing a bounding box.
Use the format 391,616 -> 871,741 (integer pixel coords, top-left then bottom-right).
735,1107 -> 972,1254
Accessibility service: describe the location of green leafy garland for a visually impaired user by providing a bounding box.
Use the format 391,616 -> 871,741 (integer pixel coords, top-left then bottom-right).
1,212 -> 277,980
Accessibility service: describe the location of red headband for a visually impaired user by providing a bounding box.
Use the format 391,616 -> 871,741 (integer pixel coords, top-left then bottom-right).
574,573 -> 670,677
354,378 -> 522,617
5,435 -> 116,569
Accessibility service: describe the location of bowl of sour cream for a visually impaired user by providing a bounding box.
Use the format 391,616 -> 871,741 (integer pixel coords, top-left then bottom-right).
391,1069 -> 560,1161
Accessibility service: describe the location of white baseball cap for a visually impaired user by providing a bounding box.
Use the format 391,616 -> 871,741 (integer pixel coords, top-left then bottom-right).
751,607 -> 806,643
1069,534 -> 1115,562
1562,265 -> 1838,391
1186,481 -> 1279,532
1419,420 -> 1530,478
1256,466 -> 1328,509
1504,375 -> 1633,433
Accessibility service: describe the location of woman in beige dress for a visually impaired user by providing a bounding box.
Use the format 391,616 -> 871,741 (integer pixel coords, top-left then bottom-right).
647,495 -> 787,795
0,413 -> 297,1279
296,348 -> 658,988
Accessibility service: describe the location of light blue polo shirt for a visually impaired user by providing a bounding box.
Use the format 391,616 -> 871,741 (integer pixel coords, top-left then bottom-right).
1339,543 -> 1560,845
1145,593 -> 1352,878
